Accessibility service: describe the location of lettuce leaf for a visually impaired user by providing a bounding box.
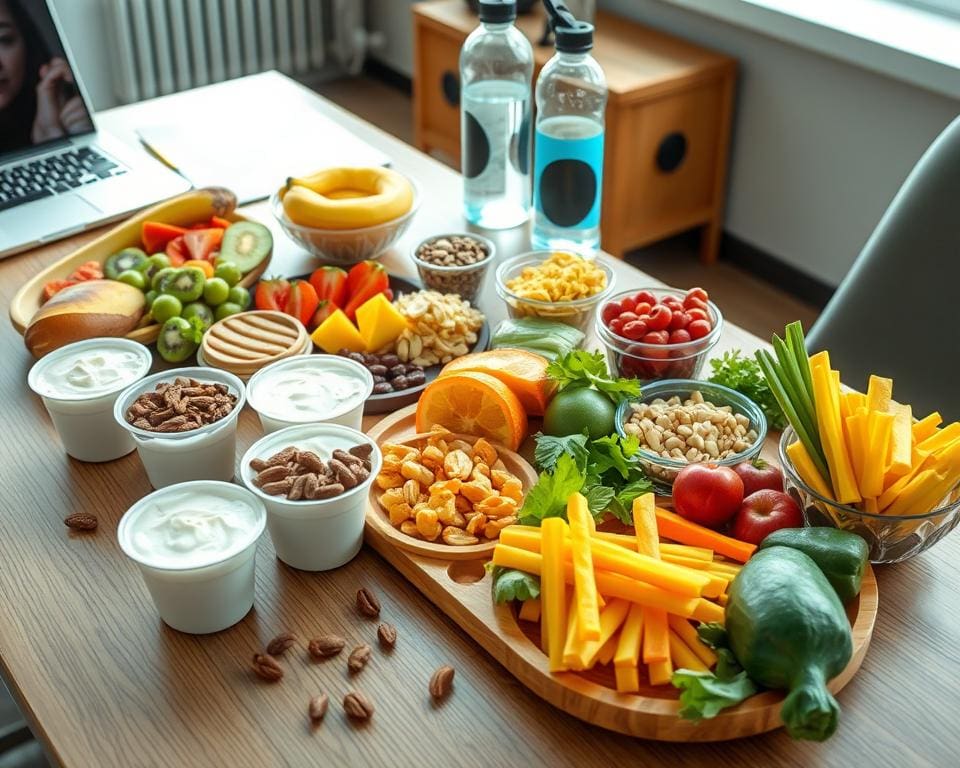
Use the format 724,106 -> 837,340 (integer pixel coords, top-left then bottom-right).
517,454 -> 585,525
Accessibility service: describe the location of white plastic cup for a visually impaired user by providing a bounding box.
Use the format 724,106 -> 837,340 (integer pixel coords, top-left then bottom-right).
246,355 -> 373,435
240,423 -> 382,571
117,481 -> 266,634
27,338 -> 153,462
114,367 -> 246,488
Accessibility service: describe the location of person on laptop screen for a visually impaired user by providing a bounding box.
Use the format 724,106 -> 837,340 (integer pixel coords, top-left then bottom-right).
0,0 -> 93,153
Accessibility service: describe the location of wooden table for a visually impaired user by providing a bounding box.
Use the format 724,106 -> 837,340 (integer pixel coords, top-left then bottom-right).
1,72 -> 956,767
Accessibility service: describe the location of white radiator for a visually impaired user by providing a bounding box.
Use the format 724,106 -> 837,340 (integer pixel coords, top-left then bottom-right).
109,0 -> 367,104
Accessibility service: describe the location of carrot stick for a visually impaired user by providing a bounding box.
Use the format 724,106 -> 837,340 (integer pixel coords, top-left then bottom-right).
518,598 -> 541,623
655,508 -> 756,563
562,593 -> 584,670
668,629 -> 709,672
643,608 -> 669,663
648,657 -> 673,686
541,518 -> 568,673
667,615 -> 717,668
568,493 -> 601,642
632,493 -> 659,559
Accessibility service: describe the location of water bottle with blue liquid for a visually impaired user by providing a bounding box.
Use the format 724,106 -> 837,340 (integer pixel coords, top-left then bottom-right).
532,1 -> 607,254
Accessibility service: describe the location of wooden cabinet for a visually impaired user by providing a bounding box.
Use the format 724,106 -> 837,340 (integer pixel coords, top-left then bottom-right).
412,1 -> 736,262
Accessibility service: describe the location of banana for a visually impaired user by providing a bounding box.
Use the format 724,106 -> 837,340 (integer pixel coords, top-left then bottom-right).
281,167 -> 414,230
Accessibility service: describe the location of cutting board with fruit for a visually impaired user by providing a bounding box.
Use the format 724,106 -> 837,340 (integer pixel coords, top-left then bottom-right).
365,405 -> 878,741
10,187 -> 272,356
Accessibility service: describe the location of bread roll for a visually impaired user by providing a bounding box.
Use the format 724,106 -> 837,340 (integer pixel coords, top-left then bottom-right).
25,280 -> 146,358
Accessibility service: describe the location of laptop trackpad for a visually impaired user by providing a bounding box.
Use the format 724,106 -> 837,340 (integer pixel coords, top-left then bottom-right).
3,194 -> 102,242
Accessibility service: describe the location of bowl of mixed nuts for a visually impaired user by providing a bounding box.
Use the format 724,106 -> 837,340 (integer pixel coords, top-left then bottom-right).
616,379 -> 766,488
411,233 -> 495,303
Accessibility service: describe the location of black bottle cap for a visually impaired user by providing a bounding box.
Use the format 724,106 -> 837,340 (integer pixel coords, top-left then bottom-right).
554,20 -> 594,53
479,0 -> 517,23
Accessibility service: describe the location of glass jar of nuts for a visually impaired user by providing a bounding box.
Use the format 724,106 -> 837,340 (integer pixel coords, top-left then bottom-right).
411,233 -> 495,304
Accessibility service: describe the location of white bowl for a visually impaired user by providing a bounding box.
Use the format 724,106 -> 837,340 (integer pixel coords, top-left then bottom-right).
117,480 -> 267,634
246,355 -> 373,434
240,423 -> 381,571
28,338 -> 153,462
113,367 -> 246,488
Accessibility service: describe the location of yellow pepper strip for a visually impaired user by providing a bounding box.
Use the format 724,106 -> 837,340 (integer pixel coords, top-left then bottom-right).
568,493 -> 601,642
648,658 -> 673,686
596,633 -> 619,666
866,374 -> 893,413
861,410 -> 895,498
562,593 -> 585,670
518,598 -> 541,623
717,592 -> 729,607
811,360 -> 861,503
591,530 -> 713,560
705,560 -> 742,578
613,604 -> 644,693
632,493 -> 660,559
667,615 -> 717,668
577,599 -> 630,669
661,553 -> 711,570
692,598 -> 725,624
642,608 -> 669,663
786,439 -> 834,500
912,412 -> 942,443
887,402 -> 913,476
541,518 -> 568,673
845,412 -> 868,494
615,665 -> 640,693
668,630 -> 709,672
918,422 -> 960,454
863,497 -> 879,513
885,468 -> 950,517
844,391 -> 867,414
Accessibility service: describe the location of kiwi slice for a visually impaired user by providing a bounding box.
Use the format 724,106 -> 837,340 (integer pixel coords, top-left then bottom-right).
157,267 -> 206,303
217,222 -> 272,273
157,317 -> 199,363
104,247 -> 148,280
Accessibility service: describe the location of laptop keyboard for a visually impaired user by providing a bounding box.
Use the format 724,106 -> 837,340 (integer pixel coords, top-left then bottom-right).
0,147 -> 127,212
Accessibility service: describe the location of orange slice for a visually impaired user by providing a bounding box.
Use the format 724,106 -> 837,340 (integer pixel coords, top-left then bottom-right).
438,349 -> 556,416
416,371 -> 528,451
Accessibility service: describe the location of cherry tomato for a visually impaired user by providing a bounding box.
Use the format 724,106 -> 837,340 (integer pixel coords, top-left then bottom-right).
662,297 -> 683,311
617,297 -> 637,315
634,290 -> 657,306
688,319 -> 712,339
685,286 -> 709,303
669,311 -> 691,330
622,320 -> 648,340
634,301 -> 653,316
609,317 -> 625,336
683,295 -> 709,312
601,302 -> 620,325
642,330 -> 670,345
618,311 -> 639,324
646,305 -> 672,331
686,308 -> 710,323
669,328 -> 692,344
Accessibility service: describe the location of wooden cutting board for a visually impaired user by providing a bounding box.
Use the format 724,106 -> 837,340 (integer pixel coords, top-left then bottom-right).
364,404 -> 879,742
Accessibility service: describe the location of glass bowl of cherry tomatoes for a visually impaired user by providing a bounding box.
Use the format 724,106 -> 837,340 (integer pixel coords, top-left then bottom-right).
595,286 -> 723,382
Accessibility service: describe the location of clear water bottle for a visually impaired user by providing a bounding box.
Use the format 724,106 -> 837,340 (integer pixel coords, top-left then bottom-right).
532,2 -> 607,254
460,0 -> 534,229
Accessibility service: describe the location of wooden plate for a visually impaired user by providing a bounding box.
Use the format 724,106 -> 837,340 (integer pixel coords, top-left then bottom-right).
365,406 -> 879,741
9,187 -> 271,345
201,311 -> 309,375
365,408 -> 538,561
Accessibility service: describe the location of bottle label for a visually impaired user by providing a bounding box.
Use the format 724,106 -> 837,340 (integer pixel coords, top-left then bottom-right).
533,126 -> 604,229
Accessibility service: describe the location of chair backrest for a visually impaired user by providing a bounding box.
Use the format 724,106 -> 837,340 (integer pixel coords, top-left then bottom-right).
807,114 -> 960,421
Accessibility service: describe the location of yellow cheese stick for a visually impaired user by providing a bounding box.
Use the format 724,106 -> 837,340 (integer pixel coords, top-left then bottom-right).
614,665 -> 640,693
666,615 -> 718,668
632,493 -> 660,559
811,361 -> 861,503
919,422 -> 960,454
863,497 -> 879,513
613,604 -> 644,693
518,598 -> 541,623
886,469 -> 951,517
568,493 -> 601,642
879,450 -> 936,509
648,658 -> 673,686
866,374 -> 893,413
562,593 -> 584,670
887,402 -> 913,476
668,630 -> 709,672
786,439 -> 834,500
596,633 -> 618,666
861,410 -> 895,498
912,412 -> 942,444
541,518 -> 568,673
577,599 -> 630,669
845,412 -> 868,493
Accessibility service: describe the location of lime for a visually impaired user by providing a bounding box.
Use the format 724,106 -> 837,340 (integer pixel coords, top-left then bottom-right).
116,269 -> 146,290
203,277 -> 230,306
151,294 -> 182,323
227,285 -> 250,309
542,387 -> 617,439
214,301 -> 244,321
214,261 -> 243,286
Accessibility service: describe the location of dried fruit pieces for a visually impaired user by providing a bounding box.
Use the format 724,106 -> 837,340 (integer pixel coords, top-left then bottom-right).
250,444 -> 372,501
124,377 -> 237,433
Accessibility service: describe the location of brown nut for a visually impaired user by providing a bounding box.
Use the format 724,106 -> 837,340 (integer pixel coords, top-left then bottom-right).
347,644 -> 372,674
356,587 -> 381,618
429,665 -> 455,700
265,632 -> 297,656
343,691 -> 374,720
377,622 -> 397,650
296,450 -> 326,474
349,443 -> 374,461
308,635 -> 346,659
330,458 -> 359,489
64,513 -> 98,531
251,653 -> 283,682
308,693 -> 329,724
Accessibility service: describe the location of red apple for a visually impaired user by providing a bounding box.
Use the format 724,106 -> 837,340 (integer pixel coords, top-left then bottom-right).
672,463 -> 744,529
730,490 -> 803,544
733,458 -> 784,496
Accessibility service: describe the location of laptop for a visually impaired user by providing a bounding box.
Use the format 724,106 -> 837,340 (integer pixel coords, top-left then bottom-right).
0,0 -> 191,259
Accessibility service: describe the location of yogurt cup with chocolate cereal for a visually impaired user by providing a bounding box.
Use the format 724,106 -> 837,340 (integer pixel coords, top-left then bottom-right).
118,480 -> 266,634
240,423 -> 381,571
114,367 -> 245,489
28,338 -> 152,462
245,355 -> 373,434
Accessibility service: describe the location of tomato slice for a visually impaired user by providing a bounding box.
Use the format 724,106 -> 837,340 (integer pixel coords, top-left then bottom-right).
165,235 -> 189,266
142,221 -> 188,253
183,228 -> 225,262
254,278 -> 291,312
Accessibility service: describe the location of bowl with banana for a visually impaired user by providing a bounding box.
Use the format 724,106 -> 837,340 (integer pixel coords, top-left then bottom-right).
272,167 -> 419,265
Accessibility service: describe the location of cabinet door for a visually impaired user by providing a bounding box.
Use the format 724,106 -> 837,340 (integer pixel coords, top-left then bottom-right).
416,25 -> 464,162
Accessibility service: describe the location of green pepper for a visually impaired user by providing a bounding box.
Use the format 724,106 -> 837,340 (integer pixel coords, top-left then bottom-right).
758,527 -> 868,604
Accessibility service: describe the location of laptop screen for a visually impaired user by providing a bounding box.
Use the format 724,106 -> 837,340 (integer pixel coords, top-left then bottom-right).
0,0 -> 94,155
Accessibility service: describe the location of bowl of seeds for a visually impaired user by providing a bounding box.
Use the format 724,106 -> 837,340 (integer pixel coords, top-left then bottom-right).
411,233 -> 495,303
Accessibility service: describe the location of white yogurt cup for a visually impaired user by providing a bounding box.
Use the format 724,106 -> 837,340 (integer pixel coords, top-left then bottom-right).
114,367 -> 246,488
118,480 -> 266,634
246,355 -> 373,435
28,338 -> 153,462
240,423 -> 381,571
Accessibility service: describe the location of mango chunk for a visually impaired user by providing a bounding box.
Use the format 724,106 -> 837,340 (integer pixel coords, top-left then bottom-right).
310,308 -> 365,354
356,293 -> 409,352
